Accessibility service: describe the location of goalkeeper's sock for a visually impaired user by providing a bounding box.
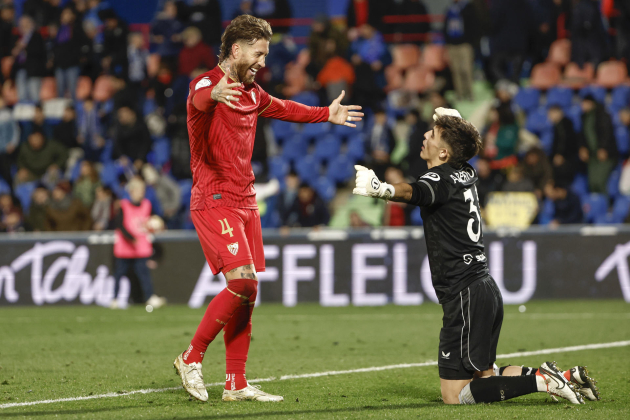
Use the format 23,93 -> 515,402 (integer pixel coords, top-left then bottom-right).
461,376 -> 538,404
224,294 -> 255,390
498,366 -> 538,376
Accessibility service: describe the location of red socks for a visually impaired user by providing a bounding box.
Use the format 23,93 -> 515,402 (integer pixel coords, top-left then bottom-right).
224,293 -> 256,390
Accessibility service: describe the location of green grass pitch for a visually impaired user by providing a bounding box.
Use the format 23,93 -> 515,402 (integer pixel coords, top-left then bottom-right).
1,301 -> 629,419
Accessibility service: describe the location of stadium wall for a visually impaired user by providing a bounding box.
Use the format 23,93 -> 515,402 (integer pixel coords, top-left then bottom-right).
0,227 -> 629,307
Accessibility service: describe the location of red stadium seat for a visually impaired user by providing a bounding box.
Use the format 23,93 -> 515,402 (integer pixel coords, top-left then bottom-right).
423,44 -> 447,72
92,75 -> 115,102
2,82 -> 17,105
147,53 -> 161,78
384,65 -> 403,92
392,44 -> 420,71
402,64 -> 435,93
596,61 -> 628,88
39,77 -> 57,101
529,62 -> 561,90
562,62 -> 594,89
1,56 -> 14,79
76,76 -> 93,100
547,39 -> 571,67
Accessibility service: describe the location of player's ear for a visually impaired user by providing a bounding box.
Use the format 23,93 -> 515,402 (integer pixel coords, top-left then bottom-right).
231,42 -> 240,60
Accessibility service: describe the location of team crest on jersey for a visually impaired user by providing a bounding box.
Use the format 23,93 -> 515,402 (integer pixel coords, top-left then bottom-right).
420,172 -> 440,182
195,77 -> 211,90
227,242 -> 239,256
250,91 -> 256,103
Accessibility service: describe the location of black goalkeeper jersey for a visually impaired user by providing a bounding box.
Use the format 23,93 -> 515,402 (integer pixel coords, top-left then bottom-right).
408,162 -> 489,304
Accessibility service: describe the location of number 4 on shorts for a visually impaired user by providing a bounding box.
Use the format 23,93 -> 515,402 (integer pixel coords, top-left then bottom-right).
219,218 -> 234,237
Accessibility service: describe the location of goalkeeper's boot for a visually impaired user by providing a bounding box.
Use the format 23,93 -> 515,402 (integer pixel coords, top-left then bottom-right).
538,361 -> 584,404
173,353 -> 208,402
565,366 -> 600,401
222,384 -> 284,402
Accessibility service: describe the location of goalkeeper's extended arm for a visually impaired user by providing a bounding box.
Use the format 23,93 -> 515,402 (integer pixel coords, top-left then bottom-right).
352,165 -> 414,202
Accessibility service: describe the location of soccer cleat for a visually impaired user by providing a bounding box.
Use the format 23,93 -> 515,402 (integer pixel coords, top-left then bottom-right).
173,353 -> 208,402
538,361 -> 584,404
567,366 -> 600,401
146,294 -> 167,309
222,384 -> 284,402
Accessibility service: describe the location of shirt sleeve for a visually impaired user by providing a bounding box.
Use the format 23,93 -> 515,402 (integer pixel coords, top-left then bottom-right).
408,172 -> 450,207
258,88 -> 329,123
190,77 -> 217,113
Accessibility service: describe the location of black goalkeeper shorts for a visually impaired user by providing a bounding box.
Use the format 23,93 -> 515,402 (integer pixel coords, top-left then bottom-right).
438,275 -> 504,380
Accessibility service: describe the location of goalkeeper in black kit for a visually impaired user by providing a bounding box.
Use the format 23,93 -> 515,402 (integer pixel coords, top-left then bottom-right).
352,108 -> 599,405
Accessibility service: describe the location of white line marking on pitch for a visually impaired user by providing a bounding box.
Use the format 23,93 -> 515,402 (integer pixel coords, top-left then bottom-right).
2,340 -> 629,410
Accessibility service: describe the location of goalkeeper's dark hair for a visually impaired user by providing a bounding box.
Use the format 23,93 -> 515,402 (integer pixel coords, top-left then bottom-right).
219,14 -> 273,63
434,115 -> 483,168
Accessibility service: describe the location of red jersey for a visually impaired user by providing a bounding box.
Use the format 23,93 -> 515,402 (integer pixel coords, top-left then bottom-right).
187,66 -> 329,210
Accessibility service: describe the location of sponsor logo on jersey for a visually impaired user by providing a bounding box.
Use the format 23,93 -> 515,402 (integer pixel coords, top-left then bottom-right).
195,77 -> 212,90
227,242 -> 239,256
475,253 -> 487,262
441,351 -> 450,359
420,172 -> 440,182
450,168 -> 475,184
251,90 -> 256,103
463,254 -> 473,264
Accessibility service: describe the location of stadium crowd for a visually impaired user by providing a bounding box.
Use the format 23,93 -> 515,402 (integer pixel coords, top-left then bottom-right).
1,0 -> 630,233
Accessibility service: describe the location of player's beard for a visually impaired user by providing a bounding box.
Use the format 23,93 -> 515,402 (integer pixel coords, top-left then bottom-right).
234,60 -> 257,84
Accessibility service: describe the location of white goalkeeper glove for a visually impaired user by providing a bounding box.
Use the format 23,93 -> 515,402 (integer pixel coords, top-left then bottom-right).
433,107 -> 462,121
352,165 -> 395,200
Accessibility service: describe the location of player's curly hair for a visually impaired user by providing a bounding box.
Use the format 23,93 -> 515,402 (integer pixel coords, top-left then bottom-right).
434,115 -> 483,168
219,15 -> 273,63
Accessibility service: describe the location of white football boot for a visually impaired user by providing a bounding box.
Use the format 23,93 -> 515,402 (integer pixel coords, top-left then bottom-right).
538,361 -> 584,404
173,353 -> 208,402
222,384 -> 284,402
566,366 -> 600,401
146,294 -> 167,309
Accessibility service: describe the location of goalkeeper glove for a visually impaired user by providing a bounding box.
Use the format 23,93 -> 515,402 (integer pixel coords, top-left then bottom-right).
433,107 -> 462,121
352,165 -> 395,200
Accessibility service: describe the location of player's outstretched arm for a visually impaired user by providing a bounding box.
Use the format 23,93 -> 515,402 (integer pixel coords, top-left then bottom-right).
327,90 -> 364,128
352,165 -> 413,202
193,65 -> 242,112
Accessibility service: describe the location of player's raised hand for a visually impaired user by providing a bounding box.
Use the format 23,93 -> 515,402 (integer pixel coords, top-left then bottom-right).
353,165 -> 394,200
328,90 -> 364,127
211,65 -> 242,109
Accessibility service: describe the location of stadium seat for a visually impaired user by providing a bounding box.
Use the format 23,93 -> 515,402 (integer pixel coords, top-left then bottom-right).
1,56 -> 13,79
567,104 -> 582,132
402,64 -> 435,93
611,85 -> 630,111
562,62 -> 595,89
596,61 -> 628,88
539,128 -> 554,155
313,134 -> 341,162
582,193 -> 608,223
14,182 -> 37,212
291,91 -> 319,107
39,77 -> 57,101
615,126 -> 630,157
100,161 -> 119,187
384,65 -> 404,92
578,85 -> 606,103
571,173 -> 589,198
269,155 -> 290,180
301,122 -> 331,140
346,132 -> 366,161
152,137 -> 171,167
147,53 -> 161,78
326,154 -> 355,183
525,107 -> 550,135
334,119 -> 363,137
281,134 -> 308,162
530,62 -> 561,90
546,86 -> 573,109
547,39 -> 571,67
608,164 -> 622,199
70,159 -> 83,182
313,176 -> 336,202
410,206 -> 423,225
179,179 -> 193,209
392,44 -> 420,71
295,154 -> 321,184
538,198 -> 555,225
271,119 -> 297,144
76,76 -> 93,101
423,44 -> 447,72
514,88 -> 541,113
0,178 -> 10,195
92,75 -> 115,102
611,195 -> 630,223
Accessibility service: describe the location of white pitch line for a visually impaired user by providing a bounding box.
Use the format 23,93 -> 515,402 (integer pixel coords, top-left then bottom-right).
2,340 -> 629,410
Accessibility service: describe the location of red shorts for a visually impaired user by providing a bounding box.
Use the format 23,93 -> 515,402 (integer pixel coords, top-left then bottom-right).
192,207 -> 265,275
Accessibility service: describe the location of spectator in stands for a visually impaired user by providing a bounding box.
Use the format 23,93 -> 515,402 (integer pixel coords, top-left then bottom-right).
402,110 -> 429,180
285,183 -> 330,228
112,176 -> 166,309
350,23 -> 390,110
53,105 -> 79,150
618,107 -> 630,159
367,107 -> 395,180
548,104 -> 579,187
166,104 -> 192,179
127,32 -> 149,99
111,106 -> 152,169
100,8 -> 128,78
316,39 -> 355,104
278,171 -> 300,226
475,157 -> 504,208
80,19 -> 102,80
53,6 -> 86,100
24,184 -> 49,231
24,104 -> 54,141
16,129 -> 68,185
23,0 -> 59,28
183,0 -> 222,48
529,0 -> 558,65
92,185 -> 113,230
0,193 -> 23,232
45,180 -> 92,231
443,0 -> 479,101
111,75 -> 136,112
151,0 -> 184,68
0,97 -> 19,187
544,179 -> 583,227
178,26 -> 215,78
522,147 -> 553,199
391,0 -> 430,44
614,0 -> 630,63
141,163 -> 181,222
0,4 -> 16,61
12,14 -> 46,102
572,0 -> 608,69
483,103 -> 519,169
579,94 -> 617,193
73,160 -> 100,208
346,0 -> 385,35
307,14 -> 348,79
489,0 -> 533,83
502,164 -> 535,193
77,97 -> 105,161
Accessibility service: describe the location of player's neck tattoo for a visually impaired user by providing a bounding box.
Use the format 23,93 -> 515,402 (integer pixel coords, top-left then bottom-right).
220,61 -> 241,83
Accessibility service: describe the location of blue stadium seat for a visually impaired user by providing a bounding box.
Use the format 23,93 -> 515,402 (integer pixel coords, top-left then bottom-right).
608,165 -> 622,199
525,107 -> 550,135
99,140 -> 113,163
100,161 -> 119,187
611,195 -> 630,223
70,159 -> 83,182
514,88 -> 541,113
0,178 -> 11,195
14,181 -> 37,212
313,176 -> 336,202
152,137 -> 171,167
271,119 -> 297,144
295,155 -> 321,185
539,128 -> 554,156
327,154 -> 355,183
313,133 -> 341,162
334,120 -> 364,137
567,104 -> 582,132
582,193 -> 608,223
410,207 -> 423,225
143,97 -> 158,116
579,86 -> 606,103
615,126 -> 629,157
301,122 -> 331,140
269,155 -> 290,180
546,86 -> 573,109
179,179 -> 193,209
571,173 -> 589,199
611,85 -> 630,111
282,134 -> 308,162
346,132 -> 366,161
291,91 -> 319,107
538,198 -> 555,225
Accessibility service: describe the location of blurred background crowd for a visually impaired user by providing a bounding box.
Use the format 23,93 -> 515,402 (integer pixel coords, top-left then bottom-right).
1,0 -> 630,233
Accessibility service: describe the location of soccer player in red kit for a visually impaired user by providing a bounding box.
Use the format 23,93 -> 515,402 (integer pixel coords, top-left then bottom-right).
173,14 -> 364,402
